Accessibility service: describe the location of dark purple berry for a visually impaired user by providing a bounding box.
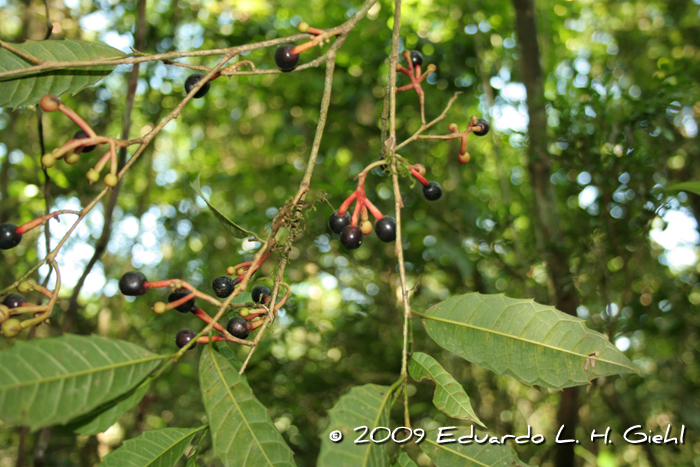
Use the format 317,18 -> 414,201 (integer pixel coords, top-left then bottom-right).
175,329 -> 197,349
226,317 -> 250,339
274,45 -> 300,72
73,129 -> 97,153
185,73 -> 210,98
3,294 -> 25,309
340,225 -> 363,250
328,211 -> 351,235
168,290 -> 195,313
0,223 -> 21,250
375,217 -> 396,243
410,50 -> 423,67
473,118 -> 489,136
422,181 -> 442,201
212,276 -> 235,298
119,271 -> 148,296
251,285 -> 272,304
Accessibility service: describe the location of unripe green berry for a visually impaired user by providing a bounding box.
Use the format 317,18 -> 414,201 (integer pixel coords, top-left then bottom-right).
2,318 -> 22,338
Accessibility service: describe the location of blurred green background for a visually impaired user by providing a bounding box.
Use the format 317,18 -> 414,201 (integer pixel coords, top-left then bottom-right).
1,0 -> 699,465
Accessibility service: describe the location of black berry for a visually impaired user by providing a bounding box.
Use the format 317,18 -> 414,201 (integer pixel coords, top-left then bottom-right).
251,285 -> 272,304
474,118 -> 490,136
410,50 -> 423,67
340,225 -> 363,250
119,271 -> 148,296
73,129 -> 96,153
423,181 -> 442,201
0,223 -> 21,250
328,211 -> 351,235
226,317 -> 250,339
274,45 -> 300,72
375,217 -> 397,243
185,74 -> 210,98
3,294 -> 25,309
175,329 -> 197,349
168,290 -> 195,313
212,276 -> 235,298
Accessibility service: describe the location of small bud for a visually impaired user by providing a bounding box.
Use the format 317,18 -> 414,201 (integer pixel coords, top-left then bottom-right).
360,220 -> 373,235
41,154 -> 56,168
153,302 -> 167,314
18,281 -> 33,293
104,173 -> 118,187
39,94 -> 60,112
298,21 -> 309,33
65,152 -> 80,165
87,169 -> 100,183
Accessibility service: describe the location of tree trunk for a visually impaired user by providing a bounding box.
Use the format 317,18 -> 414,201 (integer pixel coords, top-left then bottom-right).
510,1 -> 580,466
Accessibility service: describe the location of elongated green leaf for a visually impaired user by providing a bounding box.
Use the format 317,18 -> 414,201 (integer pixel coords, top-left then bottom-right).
420,428 -> 529,467
666,181 -> 700,196
101,425 -> 207,467
0,39 -> 125,109
317,384 -> 392,467
409,352 -> 484,427
191,175 -> 255,239
66,382 -> 150,435
0,334 -> 166,430
199,343 -> 296,467
393,451 -> 418,467
418,293 -> 638,390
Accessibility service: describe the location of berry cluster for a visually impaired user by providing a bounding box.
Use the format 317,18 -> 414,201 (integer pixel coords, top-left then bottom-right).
327,161 -> 398,250
326,50 -> 490,252
39,94 -> 124,187
0,281 -> 57,338
118,252 -> 287,351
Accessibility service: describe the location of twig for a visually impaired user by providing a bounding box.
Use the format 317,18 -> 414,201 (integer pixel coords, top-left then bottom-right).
63,0 -> 147,332
395,92 -> 461,151
385,0 -> 413,429
0,40 -> 43,64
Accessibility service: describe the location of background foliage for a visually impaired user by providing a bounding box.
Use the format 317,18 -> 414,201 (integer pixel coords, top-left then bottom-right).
1,0 -> 699,466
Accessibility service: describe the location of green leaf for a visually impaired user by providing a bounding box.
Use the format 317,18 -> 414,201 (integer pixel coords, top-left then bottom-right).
0,39 -> 125,109
417,293 -> 638,390
666,181 -> 700,196
66,382 -> 150,435
408,352 -> 484,427
0,334 -> 166,430
191,175 -> 256,239
100,425 -> 207,467
420,428 -> 530,467
317,384 -> 392,467
199,343 -> 296,467
393,451 -> 418,467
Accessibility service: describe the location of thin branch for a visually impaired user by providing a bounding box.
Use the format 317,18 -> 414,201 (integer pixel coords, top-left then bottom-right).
395,92 -> 461,151
386,0 -> 413,429
63,0 -> 147,332
0,40 -> 43,64
240,40 -> 342,375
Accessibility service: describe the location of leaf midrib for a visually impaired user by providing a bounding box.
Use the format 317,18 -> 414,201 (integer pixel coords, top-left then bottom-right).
424,437 -> 497,467
360,385 -> 393,467
208,345 -> 276,467
0,354 -> 168,391
413,311 -> 638,373
142,426 -> 206,467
